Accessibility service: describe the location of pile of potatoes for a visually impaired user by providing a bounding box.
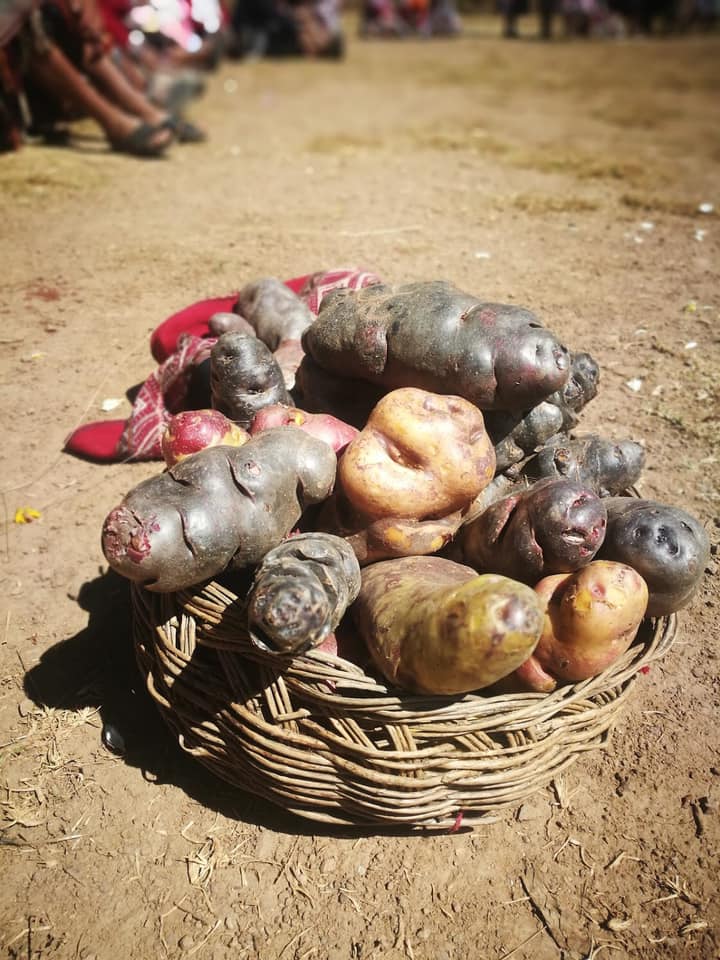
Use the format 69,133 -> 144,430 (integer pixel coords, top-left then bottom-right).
102,279 -> 710,697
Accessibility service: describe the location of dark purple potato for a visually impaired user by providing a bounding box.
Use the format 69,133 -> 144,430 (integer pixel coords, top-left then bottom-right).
559,351 -> 600,420
522,435 -> 645,496
486,402 -> 565,473
234,277 -> 314,350
247,533 -> 361,654
303,280 -> 571,411
459,477 -> 607,583
101,428 -> 337,593
294,354 -> 386,429
210,331 -> 290,428
598,498 -> 709,616
486,351 -> 600,472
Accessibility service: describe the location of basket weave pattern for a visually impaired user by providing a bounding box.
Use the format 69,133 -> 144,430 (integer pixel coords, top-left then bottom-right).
132,581 -> 677,829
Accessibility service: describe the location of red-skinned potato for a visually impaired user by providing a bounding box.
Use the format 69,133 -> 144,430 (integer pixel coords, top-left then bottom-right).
250,403 -> 359,455
515,560 -> 649,690
338,387 -> 496,522
161,409 -> 250,467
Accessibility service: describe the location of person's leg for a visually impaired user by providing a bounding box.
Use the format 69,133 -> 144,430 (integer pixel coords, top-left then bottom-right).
29,40 -> 173,152
87,52 -> 169,125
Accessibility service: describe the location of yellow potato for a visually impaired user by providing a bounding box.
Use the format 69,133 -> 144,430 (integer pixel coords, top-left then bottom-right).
532,560 -> 649,683
338,387 -> 495,521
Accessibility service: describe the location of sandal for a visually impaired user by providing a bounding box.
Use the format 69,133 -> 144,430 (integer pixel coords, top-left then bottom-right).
109,121 -> 174,157
162,114 -> 207,144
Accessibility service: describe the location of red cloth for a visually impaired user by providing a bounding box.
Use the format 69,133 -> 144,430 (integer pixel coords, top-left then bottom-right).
150,294 -> 237,363
65,268 -> 382,463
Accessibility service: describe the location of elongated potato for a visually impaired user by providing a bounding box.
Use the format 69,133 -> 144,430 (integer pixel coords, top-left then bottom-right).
234,277 -> 315,350
351,556 -> 546,694
522,434 -> 645,497
319,500 -> 465,565
101,427 -> 336,592
302,281 -> 571,411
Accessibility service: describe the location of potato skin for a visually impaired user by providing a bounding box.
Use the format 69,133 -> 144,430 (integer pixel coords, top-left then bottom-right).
458,477 -> 607,583
522,434 -> 645,497
337,388 -> 496,522
247,533 -> 361,654
210,332 -> 291,428
302,281 -> 571,411
234,277 -> 315,351
352,557 -> 545,694
528,561 -> 649,684
597,498 -> 709,616
250,403 -> 359,454
101,427 -> 336,592
486,351 -> 601,472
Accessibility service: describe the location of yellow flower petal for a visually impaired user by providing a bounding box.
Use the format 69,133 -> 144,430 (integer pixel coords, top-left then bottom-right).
14,507 -> 42,524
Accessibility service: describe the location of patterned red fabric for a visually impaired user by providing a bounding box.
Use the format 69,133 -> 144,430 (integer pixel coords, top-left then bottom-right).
295,267 -> 383,314
65,268 -> 383,463
117,334 -> 215,461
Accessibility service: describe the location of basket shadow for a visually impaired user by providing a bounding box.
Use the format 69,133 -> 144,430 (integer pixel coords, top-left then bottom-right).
21,570 -> 413,838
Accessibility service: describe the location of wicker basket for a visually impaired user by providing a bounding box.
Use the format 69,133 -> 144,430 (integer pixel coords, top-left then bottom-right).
132,579 -> 677,830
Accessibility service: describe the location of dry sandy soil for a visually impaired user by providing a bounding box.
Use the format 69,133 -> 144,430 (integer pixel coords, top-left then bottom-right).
1,14 -> 719,960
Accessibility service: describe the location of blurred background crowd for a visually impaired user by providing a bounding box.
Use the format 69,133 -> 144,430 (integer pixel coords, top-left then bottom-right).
1,0 -> 718,156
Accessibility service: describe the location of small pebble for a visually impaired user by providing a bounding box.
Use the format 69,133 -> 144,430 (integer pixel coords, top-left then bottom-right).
698,202 -> 714,214
178,935 -> 195,951
101,722 -> 126,755
625,378 -> 643,392
18,698 -> 35,717
320,857 -> 337,874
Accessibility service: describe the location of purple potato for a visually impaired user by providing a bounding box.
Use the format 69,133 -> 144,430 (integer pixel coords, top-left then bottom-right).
302,280 -> 571,411
247,532 -> 361,654
522,434 -> 645,496
234,277 -> 315,350
458,477 -> 607,583
101,427 -> 337,592
598,498 -> 709,616
210,331 -> 290,428
485,351 -> 600,472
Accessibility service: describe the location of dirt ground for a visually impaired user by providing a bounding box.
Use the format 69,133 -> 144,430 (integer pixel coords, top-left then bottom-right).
1,14 -> 719,960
